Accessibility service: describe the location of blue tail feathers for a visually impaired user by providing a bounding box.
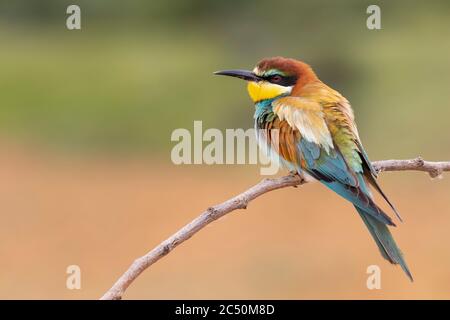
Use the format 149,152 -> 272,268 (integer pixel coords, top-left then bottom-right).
355,205 -> 413,281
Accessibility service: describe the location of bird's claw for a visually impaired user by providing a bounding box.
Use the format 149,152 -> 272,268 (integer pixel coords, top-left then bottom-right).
289,170 -> 302,187
289,170 -> 299,177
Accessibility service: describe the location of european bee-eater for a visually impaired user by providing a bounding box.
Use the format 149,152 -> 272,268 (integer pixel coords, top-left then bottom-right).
215,57 -> 412,281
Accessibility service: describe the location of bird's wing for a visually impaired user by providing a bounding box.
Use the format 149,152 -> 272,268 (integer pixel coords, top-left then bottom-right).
271,96 -> 396,226
324,98 -> 402,221
324,98 -> 410,276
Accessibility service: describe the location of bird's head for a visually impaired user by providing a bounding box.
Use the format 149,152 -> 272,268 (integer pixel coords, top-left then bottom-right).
214,57 -> 318,103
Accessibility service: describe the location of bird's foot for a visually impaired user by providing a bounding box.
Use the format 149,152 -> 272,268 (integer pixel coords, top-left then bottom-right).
288,170 -> 303,187
289,170 -> 299,177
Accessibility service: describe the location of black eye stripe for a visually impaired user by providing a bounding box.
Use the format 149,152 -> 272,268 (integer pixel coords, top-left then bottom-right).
264,74 -> 297,87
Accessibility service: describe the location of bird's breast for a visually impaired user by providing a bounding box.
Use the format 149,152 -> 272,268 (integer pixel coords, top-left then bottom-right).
254,104 -> 304,173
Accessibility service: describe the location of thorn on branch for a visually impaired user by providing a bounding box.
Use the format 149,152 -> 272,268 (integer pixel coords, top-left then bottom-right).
429,169 -> 443,179
414,156 -> 425,167
206,207 -> 218,216
238,196 -> 249,209
161,244 -> 170,256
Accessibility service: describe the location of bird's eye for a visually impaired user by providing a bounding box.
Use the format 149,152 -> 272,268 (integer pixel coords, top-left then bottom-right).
270,75 -> 283,83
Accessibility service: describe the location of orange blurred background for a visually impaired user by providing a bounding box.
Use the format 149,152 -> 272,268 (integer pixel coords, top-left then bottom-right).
1,141 -> 450,299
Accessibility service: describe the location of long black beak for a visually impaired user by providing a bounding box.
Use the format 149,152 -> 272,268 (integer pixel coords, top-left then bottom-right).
214,69 -> 260,81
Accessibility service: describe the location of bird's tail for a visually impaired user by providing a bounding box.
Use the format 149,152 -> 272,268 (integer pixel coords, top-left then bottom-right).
354,205 -> 413,282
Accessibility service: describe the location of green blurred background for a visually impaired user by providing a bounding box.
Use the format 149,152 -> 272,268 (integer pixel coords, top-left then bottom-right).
0,0 -> 450,299
2,0 -> 450,157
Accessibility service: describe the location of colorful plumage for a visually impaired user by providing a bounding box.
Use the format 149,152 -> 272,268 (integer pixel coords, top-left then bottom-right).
215,57 -> 412,281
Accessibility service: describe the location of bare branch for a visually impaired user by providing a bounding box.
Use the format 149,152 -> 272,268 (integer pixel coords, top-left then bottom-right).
372,157 -> 450,178
100,157 -> 450,300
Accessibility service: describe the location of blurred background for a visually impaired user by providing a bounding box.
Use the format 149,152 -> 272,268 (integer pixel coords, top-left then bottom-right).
0,0 -> 449,299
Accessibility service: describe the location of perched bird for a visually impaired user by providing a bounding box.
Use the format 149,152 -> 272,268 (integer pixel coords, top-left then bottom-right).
215,57 -> 412,281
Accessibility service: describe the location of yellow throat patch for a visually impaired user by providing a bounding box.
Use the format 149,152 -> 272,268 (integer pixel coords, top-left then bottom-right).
247,81 -> 292,103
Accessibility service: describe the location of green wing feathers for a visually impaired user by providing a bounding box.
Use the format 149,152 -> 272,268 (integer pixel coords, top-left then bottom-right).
327,102 -> 412,280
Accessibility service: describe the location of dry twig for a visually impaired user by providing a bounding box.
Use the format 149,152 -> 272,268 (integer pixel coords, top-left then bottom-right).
100,157 -> 450,300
